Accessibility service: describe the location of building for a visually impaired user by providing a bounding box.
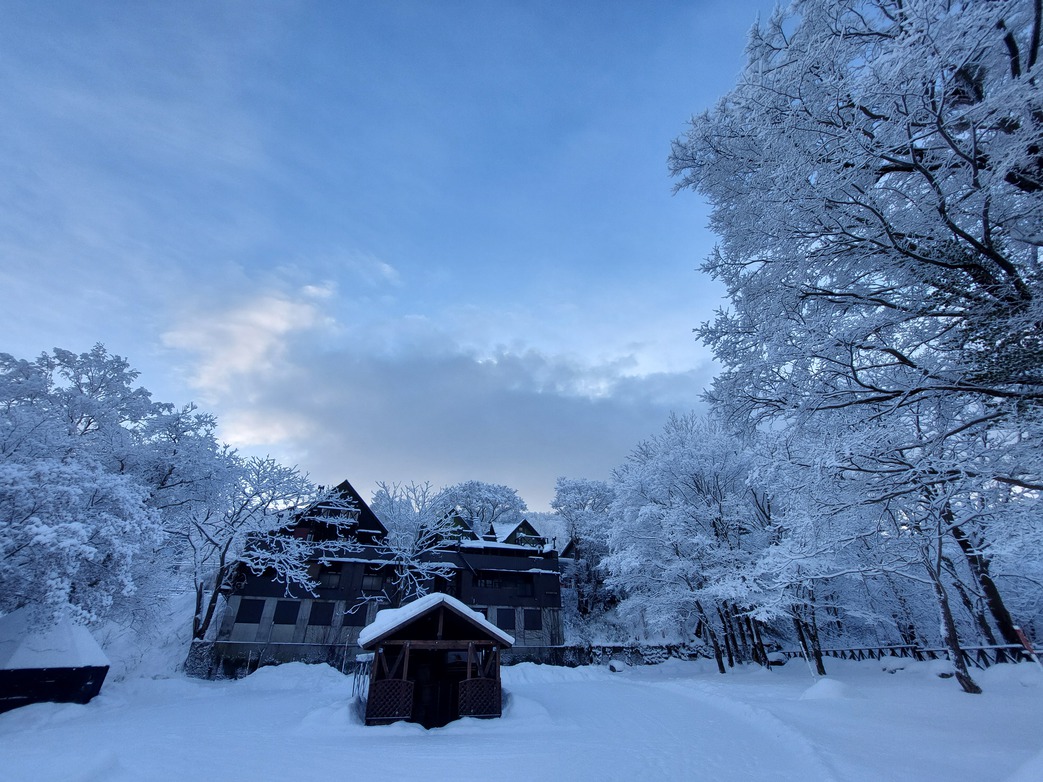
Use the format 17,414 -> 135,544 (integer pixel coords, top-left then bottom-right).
0,608 -> 110,713
358,592 -> 513,728
212,479 -> 563,673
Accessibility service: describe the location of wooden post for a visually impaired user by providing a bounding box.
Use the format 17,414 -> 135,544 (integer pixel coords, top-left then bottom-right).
1014,626 -> 1043,671
371,648 -> 382,689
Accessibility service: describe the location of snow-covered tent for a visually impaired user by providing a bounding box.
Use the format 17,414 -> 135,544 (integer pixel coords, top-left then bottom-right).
359,593 -> 513,728
0,607 -> 110,713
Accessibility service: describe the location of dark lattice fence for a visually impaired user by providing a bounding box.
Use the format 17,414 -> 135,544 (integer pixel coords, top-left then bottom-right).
365,679 -> 414,723
458,678 -> 501,718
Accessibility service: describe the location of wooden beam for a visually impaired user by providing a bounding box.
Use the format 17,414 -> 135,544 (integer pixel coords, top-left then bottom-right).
378,640 -> 497,651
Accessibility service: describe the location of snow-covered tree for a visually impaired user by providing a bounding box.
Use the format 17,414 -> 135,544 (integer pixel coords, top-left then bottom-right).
437,479 -> 527,537
551,478 -> 616,620
368,481 -> 460,607
0,347 -> 166,623
670,0 -> 1043,692
601,414 -> 774,672
0,458 -> 160,624
0,345 -> 336,649
165,453 -> 319,641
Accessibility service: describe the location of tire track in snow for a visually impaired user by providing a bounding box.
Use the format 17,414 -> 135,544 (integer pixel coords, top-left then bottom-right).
505,670 -> 837,781
641,677 -> 840,782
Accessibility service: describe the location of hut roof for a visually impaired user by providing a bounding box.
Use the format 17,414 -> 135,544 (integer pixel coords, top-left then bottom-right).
0,608 -> 110,671
358,593 -> 514,649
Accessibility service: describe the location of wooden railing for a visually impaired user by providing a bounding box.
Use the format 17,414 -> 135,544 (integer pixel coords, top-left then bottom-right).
781,643 -> 1036,670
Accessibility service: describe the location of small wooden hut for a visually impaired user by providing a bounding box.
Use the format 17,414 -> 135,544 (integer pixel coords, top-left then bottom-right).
0,608 -> 110,714
357,593 -> 514,729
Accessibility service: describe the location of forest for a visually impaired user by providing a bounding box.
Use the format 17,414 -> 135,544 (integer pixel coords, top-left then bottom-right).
557,0 -> 1043,695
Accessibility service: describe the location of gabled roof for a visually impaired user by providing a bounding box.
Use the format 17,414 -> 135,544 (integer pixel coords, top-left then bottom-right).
445,513 -> 481,541
358,593 -> 514,649
501,518 -> 546,546
301,479 -> 388,539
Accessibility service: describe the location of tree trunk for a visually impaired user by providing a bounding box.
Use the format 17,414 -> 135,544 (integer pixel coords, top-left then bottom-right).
729,602 -> 751,661
884,573 -> 922,646
748,616 -> 768,666
805,608 -> 821,675
943,555 -> 998,646
192,582 -> 204,640
792,613 -> 814,672
194,565 -> 228,641
718,605 -> 735,668
805,590 -> 827,675
930,568 -> 982,694
924,529 -> 982,694
697,601 -> 726,674
950,522 -> 1020,645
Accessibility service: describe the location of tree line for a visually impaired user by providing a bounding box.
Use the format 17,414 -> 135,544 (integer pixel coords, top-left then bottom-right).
555,0 -> 1043,694
0,347 -> 530,654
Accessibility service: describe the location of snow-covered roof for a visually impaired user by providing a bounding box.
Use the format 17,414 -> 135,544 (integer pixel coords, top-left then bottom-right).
358,592 -> 515,648
0,608 -> 110,671
457,539 -> 539,552
492,517 -> 549,545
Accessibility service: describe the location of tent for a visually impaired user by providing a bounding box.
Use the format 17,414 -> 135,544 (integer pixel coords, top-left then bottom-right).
0,607 -> 110,713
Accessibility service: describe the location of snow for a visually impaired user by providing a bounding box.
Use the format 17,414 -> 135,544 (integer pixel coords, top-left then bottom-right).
357,592 -> 514,648
1,658 -> 1041,781
458,539 -> 535,552
0,608 -> 110,670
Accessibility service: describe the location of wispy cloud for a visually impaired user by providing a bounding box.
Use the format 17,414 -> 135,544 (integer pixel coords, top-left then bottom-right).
0,0 -> 768,508
161,286 -> 338,399
167,310 -> 712,507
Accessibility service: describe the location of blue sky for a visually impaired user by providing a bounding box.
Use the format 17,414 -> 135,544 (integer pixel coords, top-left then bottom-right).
0,1 -> 775,509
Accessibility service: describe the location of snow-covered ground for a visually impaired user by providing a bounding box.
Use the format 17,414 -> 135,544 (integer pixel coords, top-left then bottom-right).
2,657 -> 1041,781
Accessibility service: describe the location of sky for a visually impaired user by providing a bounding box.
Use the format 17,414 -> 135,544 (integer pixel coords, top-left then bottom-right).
0,0 -> 776,510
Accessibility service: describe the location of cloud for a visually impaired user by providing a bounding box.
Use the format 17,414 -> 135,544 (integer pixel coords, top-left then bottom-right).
181,324 -> 713,509
154,275 -> 717,509
161,286 -> 337,399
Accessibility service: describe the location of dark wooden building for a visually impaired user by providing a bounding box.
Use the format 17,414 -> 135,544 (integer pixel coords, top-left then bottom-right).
358,592 -> 513,728
212,479 -> 563,672
0,608 -> 110,713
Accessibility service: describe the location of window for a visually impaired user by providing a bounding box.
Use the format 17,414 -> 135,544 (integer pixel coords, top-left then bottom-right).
515,576 -> 535,597
362,573 -> 384,592
476,573 -> 500,589
318,567 -> 341,590
342,607 -> 368,627
236,599 -> 264,624
524,609 -> 543,631
496,608 -> 516,631
308,601 -> 335,626
273,600 -> 300,625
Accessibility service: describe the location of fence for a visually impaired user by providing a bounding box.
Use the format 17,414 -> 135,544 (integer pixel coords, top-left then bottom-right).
188,640 -> 703,678
780,643 -> 1036,670
187,639 -> 1036,680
